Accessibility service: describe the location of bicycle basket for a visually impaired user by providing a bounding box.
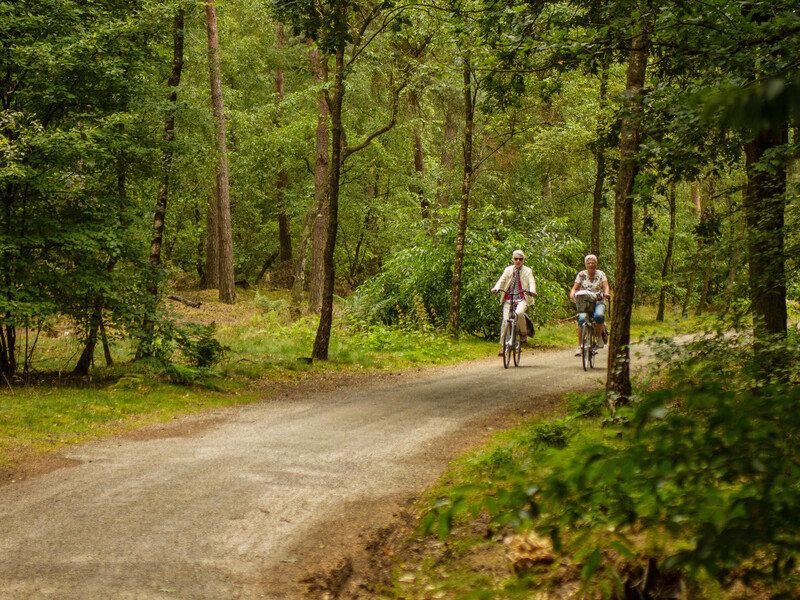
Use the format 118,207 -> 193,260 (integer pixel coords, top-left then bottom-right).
574,292 -> 596,313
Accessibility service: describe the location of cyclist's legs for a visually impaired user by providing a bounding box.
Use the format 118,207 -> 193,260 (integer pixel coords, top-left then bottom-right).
594,303 -> 606,340
577,312 -> 587,345
500,301 -> 512,345
515,298 -> 529,337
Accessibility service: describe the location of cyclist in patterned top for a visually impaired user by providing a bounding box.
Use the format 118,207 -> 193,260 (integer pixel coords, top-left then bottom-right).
491,250 -> 537,356
569,254 -> 611,356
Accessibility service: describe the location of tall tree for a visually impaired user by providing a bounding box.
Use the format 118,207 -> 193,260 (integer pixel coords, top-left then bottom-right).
140,8 -> 185,357
274,0 -> 412,359
448,52 -> 475,337
606,14 -> 650,406
291,44 -> 329,309
205,0 -> 236,303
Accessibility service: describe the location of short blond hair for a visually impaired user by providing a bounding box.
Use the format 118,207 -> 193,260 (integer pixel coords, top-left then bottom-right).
584,254 -> 598,264
513,250 -> 525,259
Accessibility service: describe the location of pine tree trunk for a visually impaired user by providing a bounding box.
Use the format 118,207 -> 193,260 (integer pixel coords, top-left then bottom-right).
656,183 -> 676,322
311,38 -> 345,361
205,0 -> 235,304
292,44 -> 329,309
743,127 -> 788,380
204,199 -> 220,289
447,54 -> 474,338
306,45 -> 330,314
606,21 -> 649,407
409,89 -> 428,218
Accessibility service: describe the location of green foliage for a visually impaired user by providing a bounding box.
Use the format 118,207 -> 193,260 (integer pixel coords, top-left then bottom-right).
424,333 -> 800,598
175,322 -> 229,369
565,390 -> 606,418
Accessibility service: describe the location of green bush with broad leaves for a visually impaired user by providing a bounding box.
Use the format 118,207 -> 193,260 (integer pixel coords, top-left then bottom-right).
424,331 -> 800,598
347,206 -> 584,338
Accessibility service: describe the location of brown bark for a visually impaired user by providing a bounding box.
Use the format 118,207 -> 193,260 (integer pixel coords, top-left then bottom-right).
656,183 -> 676,322
743,126 -> 788,379
435,96 -> 459,207
606,22 -> 649,406
312,39 -> 345,361
302,44 -> 330,313
447,54 -> 474,338
150,10 -> 184,273
205,0 -> 235,304
409,89 -> 428,218
204,199 -> 220,289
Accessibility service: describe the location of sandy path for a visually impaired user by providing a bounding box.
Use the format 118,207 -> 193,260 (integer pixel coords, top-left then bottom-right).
0,347 -> 612,599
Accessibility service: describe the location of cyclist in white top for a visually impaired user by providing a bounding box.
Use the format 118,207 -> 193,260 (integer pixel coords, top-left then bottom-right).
569,254 -> 611,356
491,250 -> 536,356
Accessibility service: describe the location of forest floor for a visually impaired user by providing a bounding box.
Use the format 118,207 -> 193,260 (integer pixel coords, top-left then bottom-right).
0,343 -> 614,600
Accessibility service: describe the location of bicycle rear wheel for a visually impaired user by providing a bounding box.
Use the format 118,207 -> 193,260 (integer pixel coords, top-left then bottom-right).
502,324 -> 512,369
581,325 -> 591,371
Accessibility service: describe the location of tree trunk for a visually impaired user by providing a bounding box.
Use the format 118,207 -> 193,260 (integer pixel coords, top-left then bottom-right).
301,44 -> 330,313
606,21 -> 649,407
409,89 -> 428,219
99,318 -> 113,366
144,8 -> 184,334
681,182 -> 702,317
205,0 -> 235,304
447,54 -> 474,338
274,23 -> 293,288
150,10 -> 184,274
590,57 -> 609,256
743,126 -> 788,380
311,39 -> 345,361
435,96 -> 459,207
204,199 -> 220,289
656,182 -> 676,322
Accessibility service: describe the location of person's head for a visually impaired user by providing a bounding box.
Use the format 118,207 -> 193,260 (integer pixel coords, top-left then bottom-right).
512,250 -> 525,266
584,254 -> 598,269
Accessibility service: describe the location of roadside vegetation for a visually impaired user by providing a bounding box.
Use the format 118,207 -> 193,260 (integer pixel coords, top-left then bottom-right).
0,290 -> 685,470
377,316 -> 800,600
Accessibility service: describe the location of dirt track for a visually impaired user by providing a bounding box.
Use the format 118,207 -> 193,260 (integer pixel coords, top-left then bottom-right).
0,347 -> 614,599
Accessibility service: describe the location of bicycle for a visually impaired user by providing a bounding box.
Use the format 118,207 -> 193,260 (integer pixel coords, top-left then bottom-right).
497,289 -> 533,369
574,290 -> 604,371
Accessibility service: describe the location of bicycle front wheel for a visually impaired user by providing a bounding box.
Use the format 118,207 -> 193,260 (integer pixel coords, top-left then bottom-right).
513,326 -> 521,366
502,324 -> 512,369
581,324 -> 591,371
588,329 -> 595,369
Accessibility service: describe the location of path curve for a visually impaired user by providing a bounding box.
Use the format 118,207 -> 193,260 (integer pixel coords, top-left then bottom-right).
0,347 -> 615,599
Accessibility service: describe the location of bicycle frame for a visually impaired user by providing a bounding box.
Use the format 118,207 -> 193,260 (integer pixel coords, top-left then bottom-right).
500,290 -> 529,369
575,291 -> 603,371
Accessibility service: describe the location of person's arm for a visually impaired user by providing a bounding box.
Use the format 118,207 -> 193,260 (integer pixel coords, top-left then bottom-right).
569,280 -> 582,300
525,269 -> 536,296
491,267 -> 509,293
602,278 -> 611,299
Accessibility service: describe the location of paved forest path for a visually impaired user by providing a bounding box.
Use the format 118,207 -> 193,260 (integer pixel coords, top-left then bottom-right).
0,347 -> 617,599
